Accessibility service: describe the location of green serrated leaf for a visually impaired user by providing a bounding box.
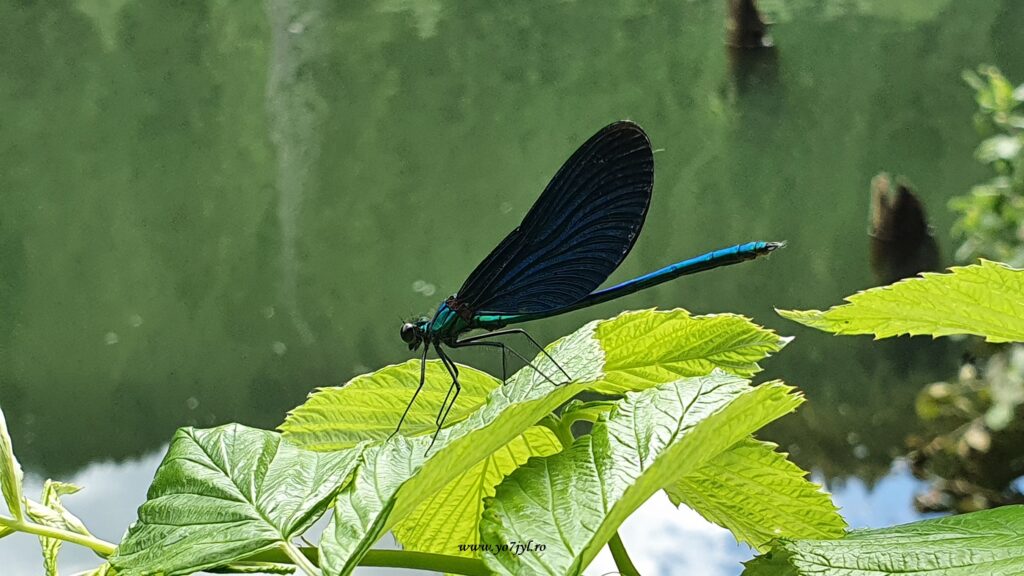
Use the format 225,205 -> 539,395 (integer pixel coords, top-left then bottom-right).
666,438 -> 845,552
480,372 -> 803,575
111,424 -> 362,576
281,360 -> 500,450
319,315 -> 602,576
0,403 -> 25,521
741,550 -> 799,576
593,309 -> 788,393
392,426 -> 561,559
778,260 -> 1024,343
317,309 -> 786,576
747,506 -> 1024,575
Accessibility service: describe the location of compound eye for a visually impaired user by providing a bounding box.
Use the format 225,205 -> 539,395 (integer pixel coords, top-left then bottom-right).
400,323 -> 418,344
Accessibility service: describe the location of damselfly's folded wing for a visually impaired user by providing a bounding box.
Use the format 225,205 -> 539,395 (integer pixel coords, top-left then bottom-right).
456,121 -> 654,315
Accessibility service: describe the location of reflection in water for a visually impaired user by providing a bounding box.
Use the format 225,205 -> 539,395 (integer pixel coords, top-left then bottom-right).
909,345 -> 1024,513
266,0 -> 323,346
868,173 -> 941,285
726,0 -> 773,49
727,43 -> 780,99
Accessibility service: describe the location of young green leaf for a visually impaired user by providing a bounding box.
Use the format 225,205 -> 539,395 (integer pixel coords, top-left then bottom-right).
111,424 -> 362,575
38,517 -> 60,575
666,438 -> 845,552
592,310 -> 788,393
26,481 -> 91,536
26,480 -> 93,576
480,372 -> 802,576
392,426 -> 562,559
744,505 -> 1024,575
318,320 -> 604,576
741,550 -> 799,576
778,260 -> 1024,342
558,399 -> 617,425
281,360 -> 500,450
317,309 -> 784,575
0,403 -> 25,521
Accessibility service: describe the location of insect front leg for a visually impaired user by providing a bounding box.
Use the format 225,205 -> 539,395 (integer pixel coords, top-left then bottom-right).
391,344 -> 430,440
428,343 -> 462,451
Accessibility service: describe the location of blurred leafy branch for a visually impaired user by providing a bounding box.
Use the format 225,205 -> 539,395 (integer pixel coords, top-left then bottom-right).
950,66 -> 1024,267
904,66 -> 1024,514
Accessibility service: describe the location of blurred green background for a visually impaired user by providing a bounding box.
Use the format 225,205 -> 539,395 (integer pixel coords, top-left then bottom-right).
1,1 -> 1023,570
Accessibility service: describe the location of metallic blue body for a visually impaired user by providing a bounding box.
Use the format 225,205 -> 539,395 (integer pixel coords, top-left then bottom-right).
426,301 -> 471,342
419,240 -> 779,339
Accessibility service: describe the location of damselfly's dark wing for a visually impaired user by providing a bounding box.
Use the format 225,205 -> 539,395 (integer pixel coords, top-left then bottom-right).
456,121 -> 654,315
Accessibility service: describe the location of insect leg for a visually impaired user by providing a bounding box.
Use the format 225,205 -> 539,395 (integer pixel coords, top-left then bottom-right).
391,344 -> 430,440
428,343 -> 461,451
434,346 -> 461,427
455,328 -> 571,382
451,338 -> 562,388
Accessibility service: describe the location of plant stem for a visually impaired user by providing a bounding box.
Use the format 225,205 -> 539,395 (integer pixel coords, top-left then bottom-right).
0,514 -> 116,556
609,532 -> 641,576
282,541 -> 321,576
360,550 -> 491,575
246,547 -> 492,575
540,414 -> 575,448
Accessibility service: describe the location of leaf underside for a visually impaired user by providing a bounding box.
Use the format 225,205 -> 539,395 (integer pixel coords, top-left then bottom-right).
480,372 -> 803,576
111,424 -> 362,576
667,437 -> 846,552
744,505 -> 1024,576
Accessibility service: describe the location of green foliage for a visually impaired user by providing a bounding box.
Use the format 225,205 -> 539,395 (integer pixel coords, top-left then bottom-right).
774,246 -> 1024,571
951,66 -> 1024,266
6,309 -> 834,576
746,506 -> 1024,575
0,404 -> 116,573
391,426 -> 562,558
314,309 -> 790,575
479,373 -> 803,575
112,424 -> 362,575
280,360 -> 500,450
667,438 -> 846,552
0,404 -> 24,523
17,304 -> 1024,576
27,480 -> 92,575
589,310 -> 788,393
779,260 -> 1024,342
